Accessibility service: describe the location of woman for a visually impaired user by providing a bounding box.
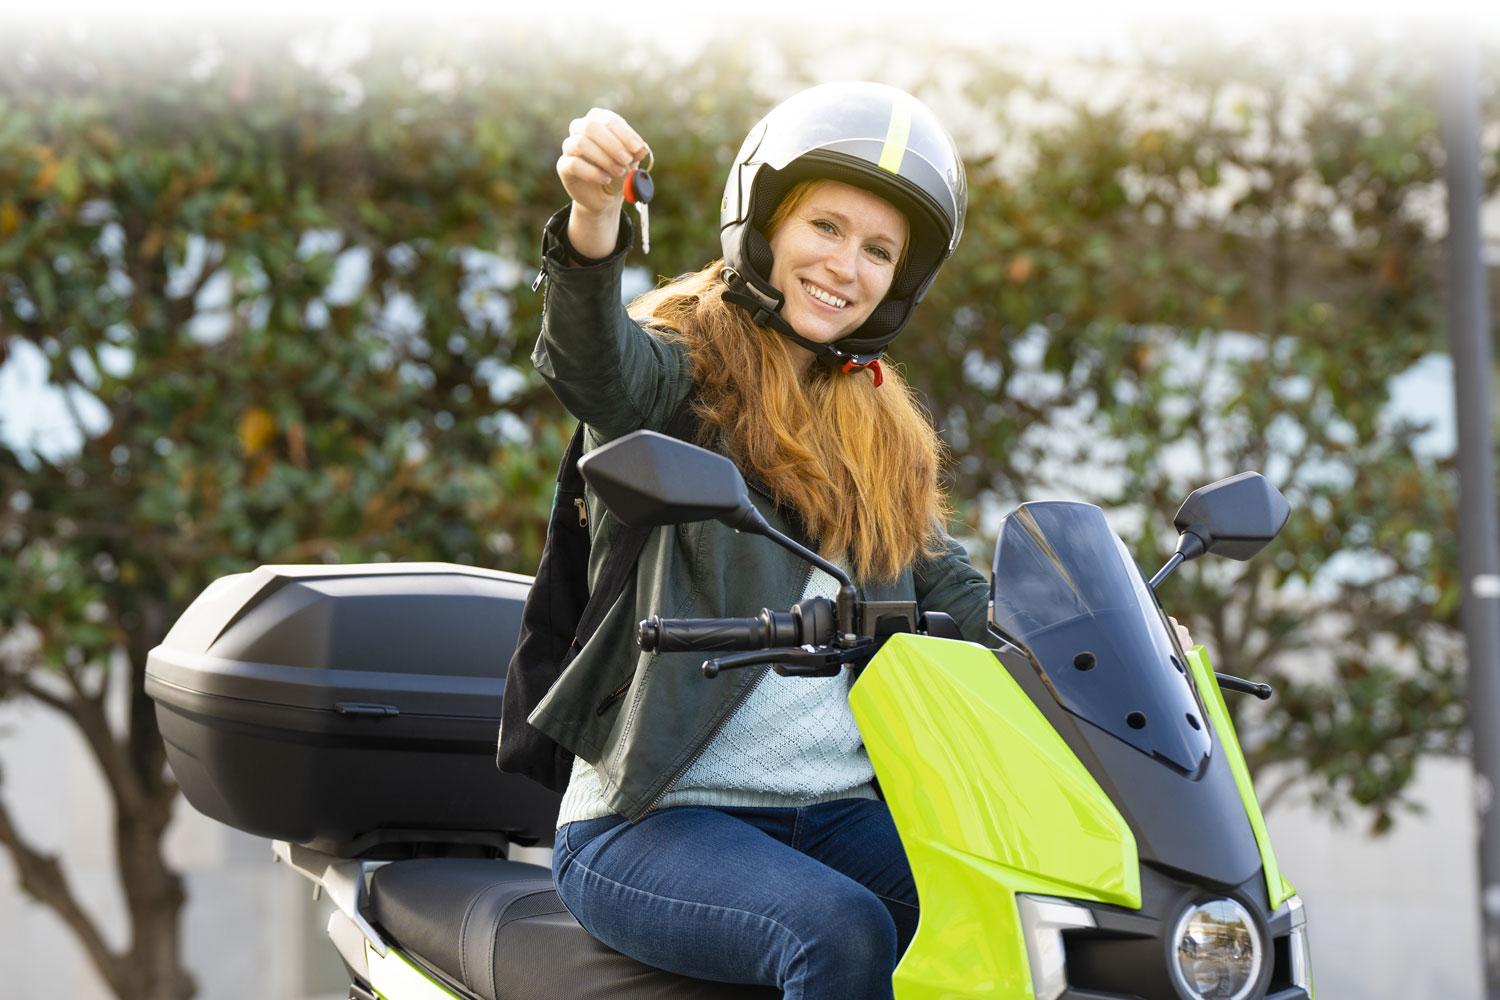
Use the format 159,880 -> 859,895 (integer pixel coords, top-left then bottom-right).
528,82 -> 1193,998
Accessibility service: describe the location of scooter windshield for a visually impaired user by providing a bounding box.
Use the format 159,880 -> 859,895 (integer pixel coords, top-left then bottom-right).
990,501 -> 1211,774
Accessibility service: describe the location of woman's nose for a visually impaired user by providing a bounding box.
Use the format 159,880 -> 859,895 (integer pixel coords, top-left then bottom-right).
824,242 -> 859,280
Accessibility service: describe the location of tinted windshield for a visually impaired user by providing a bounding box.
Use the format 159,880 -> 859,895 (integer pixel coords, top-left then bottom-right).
991,501 -> 1210,773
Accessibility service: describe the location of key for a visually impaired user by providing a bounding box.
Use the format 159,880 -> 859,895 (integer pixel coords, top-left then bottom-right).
633,198 -> 651,255
623,149 -> 654,254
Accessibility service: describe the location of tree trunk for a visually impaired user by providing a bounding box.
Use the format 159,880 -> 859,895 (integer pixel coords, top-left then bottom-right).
0,629 -> 197,1000
117,608 -> 197,1000
116,806 -> 195,1000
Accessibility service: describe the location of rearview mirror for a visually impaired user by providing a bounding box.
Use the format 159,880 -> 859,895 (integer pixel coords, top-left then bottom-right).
1173,471 -> 1290,562
576,430 -> 762,532
577,429 -> 856,593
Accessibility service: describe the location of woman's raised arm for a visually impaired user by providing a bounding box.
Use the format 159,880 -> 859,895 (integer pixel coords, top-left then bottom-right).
532,109 -> 690,441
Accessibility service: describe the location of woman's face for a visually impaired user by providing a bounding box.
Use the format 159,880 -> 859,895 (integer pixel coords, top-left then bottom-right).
767,180 -> 908,348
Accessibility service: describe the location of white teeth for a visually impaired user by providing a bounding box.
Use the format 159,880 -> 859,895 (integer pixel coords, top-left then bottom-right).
802,280 -> 847,308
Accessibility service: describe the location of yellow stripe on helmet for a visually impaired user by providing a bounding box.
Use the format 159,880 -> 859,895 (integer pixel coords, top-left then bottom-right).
877,97 -> 913,174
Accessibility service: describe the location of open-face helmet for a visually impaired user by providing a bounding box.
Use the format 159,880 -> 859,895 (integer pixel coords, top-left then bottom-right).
719,81 -> 967,370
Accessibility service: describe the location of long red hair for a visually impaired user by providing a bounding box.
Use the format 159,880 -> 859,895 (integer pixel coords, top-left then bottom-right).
628,181 -> 949,583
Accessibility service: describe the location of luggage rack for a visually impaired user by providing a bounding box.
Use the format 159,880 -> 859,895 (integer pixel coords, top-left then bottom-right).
274,840 -> 391,960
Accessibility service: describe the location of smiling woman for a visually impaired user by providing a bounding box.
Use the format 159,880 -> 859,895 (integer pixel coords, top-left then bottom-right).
765,179 -> 910,358
520,82 -> 988,1000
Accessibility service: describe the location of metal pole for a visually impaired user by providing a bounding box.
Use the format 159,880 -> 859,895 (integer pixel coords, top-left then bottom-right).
1439,30 -> 1500,997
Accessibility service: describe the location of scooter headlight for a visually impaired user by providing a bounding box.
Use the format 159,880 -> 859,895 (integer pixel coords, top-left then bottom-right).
1170,899 -> 1263,1000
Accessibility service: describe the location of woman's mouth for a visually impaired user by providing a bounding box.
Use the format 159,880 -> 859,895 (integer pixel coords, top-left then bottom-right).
800,280 -> 848,310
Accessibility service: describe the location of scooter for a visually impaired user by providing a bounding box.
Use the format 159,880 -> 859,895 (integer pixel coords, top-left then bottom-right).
145,429 -> 1314,1000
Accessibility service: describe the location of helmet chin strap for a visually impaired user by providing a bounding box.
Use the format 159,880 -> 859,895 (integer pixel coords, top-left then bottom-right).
722,268 -> 885,383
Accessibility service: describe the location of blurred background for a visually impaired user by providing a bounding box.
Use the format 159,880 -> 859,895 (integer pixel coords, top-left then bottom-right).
0,4 -> 1496,998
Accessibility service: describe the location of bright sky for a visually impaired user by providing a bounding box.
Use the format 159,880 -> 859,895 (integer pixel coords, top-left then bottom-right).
5,0 -> 1499,39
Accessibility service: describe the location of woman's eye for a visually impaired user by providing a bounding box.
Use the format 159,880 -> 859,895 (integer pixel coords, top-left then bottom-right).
812,219 -> 837,234
867,246 -> 893,263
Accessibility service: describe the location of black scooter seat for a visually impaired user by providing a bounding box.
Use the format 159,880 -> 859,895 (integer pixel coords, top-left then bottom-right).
368,858 -> 782,1000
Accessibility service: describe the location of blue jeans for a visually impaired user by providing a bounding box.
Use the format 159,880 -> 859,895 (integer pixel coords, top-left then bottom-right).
552,798 -> 918,1000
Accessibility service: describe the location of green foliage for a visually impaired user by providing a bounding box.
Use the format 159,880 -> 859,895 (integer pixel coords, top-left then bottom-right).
0,24 -> 1490,857
897,35 -> 1484,834
0,26 -> 782,996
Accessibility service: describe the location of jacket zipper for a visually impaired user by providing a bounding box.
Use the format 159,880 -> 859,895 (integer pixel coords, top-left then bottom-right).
594,676 -> 631,717
629,561 -> 817,822
629,664 -> 768,821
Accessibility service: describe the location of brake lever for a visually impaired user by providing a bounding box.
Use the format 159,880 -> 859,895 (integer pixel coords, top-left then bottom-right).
1215,671 -> 1273,700
702,649 -> 790,678
702,641 -> 877,679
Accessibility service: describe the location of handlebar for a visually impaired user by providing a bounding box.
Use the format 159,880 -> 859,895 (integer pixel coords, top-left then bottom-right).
638,612 -> 796,652
638,598 -> 835,653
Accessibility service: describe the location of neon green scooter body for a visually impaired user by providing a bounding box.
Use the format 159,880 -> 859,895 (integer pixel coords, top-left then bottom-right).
850,634 -> 1138,998
851,632 -> 1303,999
361,632 -> 1307,1000
1184,646 -> 1296,912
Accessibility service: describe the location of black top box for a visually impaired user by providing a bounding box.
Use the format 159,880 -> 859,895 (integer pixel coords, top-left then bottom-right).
146,563 -> 562,856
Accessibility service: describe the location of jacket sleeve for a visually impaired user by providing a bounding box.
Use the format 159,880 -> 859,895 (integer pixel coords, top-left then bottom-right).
531,204 -> 693,440
913,528 -> 1000,649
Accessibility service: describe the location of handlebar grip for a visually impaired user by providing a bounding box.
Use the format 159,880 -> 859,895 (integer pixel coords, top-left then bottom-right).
638,610 -> 800,652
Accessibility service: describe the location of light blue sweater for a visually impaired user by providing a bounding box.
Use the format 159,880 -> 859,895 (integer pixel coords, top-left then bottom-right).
556,566 -> 877,826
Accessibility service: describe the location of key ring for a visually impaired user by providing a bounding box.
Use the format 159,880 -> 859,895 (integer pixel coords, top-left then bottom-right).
638,147 -> 654,173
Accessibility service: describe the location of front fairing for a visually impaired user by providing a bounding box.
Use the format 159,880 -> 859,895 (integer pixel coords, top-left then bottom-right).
850,634 -> 1139,998
850,501 -> 1306,998
984,501 -> 1264,889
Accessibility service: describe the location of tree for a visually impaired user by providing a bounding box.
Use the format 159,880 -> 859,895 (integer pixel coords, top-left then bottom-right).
757,30 -> 1483,831
882,33 -> 1486,831
0,22 -> 1485,997
0,24 -> 769,998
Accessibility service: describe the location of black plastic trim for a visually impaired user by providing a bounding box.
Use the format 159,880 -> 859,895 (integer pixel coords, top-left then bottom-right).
147,676 -> 498,750
388,945 -> 485,1000
992,641 -> 1263,887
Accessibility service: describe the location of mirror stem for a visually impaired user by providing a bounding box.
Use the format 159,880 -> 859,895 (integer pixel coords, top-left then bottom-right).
1148,552 -> 1184,591
728,506 -> 861,641
1149,531 -> 1208,590
732,507 -> 855,591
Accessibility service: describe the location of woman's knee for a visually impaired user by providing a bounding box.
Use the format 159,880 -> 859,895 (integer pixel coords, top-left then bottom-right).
782,881 -> 899,995
837,887 -> 900,969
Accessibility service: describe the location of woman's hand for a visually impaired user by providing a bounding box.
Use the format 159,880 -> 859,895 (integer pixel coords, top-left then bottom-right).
558,108 -> 649,259
1168,616 -> 1196,650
